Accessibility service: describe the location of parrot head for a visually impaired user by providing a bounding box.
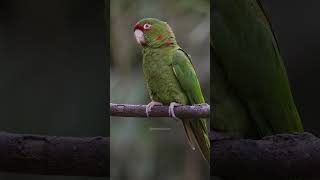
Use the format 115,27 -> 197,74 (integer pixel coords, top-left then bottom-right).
134,18 -> 176,48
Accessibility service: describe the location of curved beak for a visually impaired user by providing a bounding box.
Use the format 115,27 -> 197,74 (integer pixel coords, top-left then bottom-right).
134,23 -> 146,45
134,29 -> 145,45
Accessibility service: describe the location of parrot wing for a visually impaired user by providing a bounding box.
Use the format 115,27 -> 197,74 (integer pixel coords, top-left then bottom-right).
171,48 -> 210,162
212,0 -> 303,136
172,49 -> 205,104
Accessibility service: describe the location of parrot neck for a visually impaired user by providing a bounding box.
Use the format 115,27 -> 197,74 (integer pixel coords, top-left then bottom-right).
144,37 -> 178,49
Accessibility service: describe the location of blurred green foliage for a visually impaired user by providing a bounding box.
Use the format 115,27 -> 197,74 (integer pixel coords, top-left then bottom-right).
110,0 -> 210,179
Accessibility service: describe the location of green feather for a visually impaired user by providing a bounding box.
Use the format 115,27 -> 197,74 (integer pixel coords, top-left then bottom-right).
172,48 -> 210,162
212,0 -> 303,137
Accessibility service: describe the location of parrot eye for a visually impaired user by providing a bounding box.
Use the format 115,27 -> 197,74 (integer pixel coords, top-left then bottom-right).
143,23 -> 152,30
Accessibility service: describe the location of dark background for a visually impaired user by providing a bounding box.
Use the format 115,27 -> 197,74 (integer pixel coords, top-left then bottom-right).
262,1 -> 320,135
0,0 -> 107,179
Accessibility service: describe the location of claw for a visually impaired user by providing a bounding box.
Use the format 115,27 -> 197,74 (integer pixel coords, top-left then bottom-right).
168,102 -> 182,120
145,101 -> 163,117
199,103 -> 209,107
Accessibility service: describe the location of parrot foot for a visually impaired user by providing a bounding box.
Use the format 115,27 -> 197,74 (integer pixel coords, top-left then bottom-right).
145,101 -> 163,117
199,103 -> 209,107
168,102 -> 182,121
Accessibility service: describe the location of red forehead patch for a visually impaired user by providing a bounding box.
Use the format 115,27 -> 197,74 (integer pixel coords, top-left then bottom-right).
134,23 -> 144,31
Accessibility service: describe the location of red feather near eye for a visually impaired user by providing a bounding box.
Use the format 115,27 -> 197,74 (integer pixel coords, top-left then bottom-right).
156,35 -> 163,41
166,39 -> 173,46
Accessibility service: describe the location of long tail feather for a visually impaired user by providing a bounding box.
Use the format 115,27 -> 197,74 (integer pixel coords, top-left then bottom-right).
182,118 -> 210,164
182,119 -> 196,151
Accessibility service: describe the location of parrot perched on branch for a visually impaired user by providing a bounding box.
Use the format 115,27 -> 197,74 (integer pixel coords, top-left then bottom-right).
134,18 -> 210,163
212,0 -> 303,140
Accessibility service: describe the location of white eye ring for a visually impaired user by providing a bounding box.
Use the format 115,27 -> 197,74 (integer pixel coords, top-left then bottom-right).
143,23 -> 151,29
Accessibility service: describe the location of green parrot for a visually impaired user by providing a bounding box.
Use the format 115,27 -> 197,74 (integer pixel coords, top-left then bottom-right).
134,18 -> 210,163
212,0 -> 303,139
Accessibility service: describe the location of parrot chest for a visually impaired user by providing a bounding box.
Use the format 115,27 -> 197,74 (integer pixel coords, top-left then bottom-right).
142,49 -> 188,105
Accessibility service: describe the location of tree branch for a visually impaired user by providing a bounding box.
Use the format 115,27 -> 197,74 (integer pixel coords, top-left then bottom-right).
211,132 -> 320,178
6,102 -> 319,178
0,132 -> 108,177
110,102 -> 320,177
110,103 -> 210,118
